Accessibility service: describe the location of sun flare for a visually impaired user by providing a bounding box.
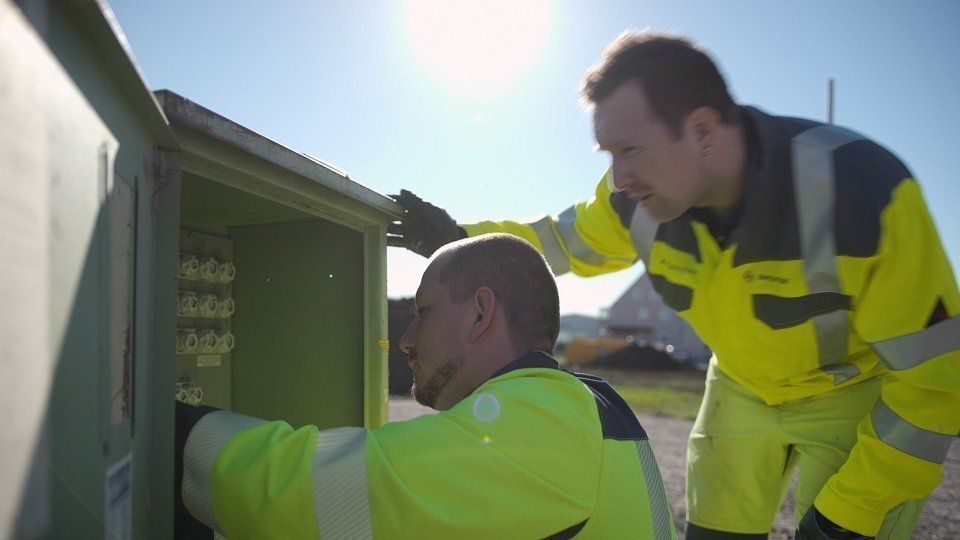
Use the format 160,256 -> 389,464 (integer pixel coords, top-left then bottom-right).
403,0 -> 550,99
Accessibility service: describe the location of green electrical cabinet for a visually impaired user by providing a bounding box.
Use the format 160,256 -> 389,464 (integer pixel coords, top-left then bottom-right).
157,90 -> 398,432
0,1 -> 399,538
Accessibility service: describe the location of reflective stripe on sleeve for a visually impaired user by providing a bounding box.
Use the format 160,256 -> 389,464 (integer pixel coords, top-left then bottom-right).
628,205 -> 658,265
636,440 -> 673,540
871,400 -> 954,464
872,316 -> 960,371
182,410 -> 266,533
529,216 -> 571,275
555,207 -> 609,266
312,427 -> 373,539
791,125 -> 863,376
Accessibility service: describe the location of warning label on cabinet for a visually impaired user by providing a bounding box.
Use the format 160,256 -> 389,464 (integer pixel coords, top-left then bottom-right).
105,454 -> 132,539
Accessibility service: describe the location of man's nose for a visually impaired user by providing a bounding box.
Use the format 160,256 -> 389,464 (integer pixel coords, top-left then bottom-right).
609,160 -> 633,193
399,321 -> 416,354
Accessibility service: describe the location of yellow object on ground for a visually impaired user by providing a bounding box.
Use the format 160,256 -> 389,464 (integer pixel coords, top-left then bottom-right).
564,337 -> 631,365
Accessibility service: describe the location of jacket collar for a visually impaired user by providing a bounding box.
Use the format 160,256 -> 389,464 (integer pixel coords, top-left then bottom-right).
487,349 -> 559,381
728,105 -> 825,267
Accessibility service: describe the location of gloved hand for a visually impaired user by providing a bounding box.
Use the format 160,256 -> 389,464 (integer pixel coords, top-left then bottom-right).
796,506 -> 870,540
388,189 -> 465,258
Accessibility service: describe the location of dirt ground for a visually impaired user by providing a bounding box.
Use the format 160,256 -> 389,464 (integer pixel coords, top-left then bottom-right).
388,396 -> 960,538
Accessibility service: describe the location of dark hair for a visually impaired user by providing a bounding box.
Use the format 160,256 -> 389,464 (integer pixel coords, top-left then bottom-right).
581,30 -> 738,138
438,234 -> 560,352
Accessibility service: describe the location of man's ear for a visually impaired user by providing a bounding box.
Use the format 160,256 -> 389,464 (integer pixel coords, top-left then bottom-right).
470,287 -> 496,343
685,106 -> 721,149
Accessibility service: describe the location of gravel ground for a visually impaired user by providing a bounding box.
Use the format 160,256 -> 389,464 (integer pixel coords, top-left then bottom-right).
389,396 -> 960,538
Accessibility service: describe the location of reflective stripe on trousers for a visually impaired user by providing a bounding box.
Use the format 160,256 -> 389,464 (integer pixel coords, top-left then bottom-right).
870,400 -> 954,464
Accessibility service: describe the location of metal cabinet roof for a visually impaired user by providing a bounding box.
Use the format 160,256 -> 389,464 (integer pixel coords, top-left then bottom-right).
156,90 -> 402,230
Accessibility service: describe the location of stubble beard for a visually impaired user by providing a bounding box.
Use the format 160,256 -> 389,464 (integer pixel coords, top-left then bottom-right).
413,359 -> 462,409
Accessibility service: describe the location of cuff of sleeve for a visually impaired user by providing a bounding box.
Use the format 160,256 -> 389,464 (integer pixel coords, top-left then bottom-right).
814,482 -> 883,537
183,411 -> 266,533
175,402 -> 220,536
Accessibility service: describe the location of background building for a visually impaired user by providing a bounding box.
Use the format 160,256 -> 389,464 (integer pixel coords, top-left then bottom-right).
603,274 -> 711,364
557,313 -> 606,344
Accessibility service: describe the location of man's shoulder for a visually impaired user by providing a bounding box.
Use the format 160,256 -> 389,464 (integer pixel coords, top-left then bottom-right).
481,365 -> 586,396
746,105 -> 912,188
748,104 -> 912,222
742,105 -> 821,145
470,368 -> 601,421
569,372 -> 648,441
477,368 -> 648,442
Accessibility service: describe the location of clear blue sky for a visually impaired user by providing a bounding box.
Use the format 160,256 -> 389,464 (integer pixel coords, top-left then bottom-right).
110,0 -> 960,316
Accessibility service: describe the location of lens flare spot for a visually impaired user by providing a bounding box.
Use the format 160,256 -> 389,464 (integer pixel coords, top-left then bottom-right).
472,392 -> 501,423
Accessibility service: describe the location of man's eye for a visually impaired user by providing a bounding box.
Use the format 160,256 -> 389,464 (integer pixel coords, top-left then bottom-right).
620,147 -> 641,157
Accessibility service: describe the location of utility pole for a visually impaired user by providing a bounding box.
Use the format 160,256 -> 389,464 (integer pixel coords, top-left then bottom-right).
827,78 -> 835,125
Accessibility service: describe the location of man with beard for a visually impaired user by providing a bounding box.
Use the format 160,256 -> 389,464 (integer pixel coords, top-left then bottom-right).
175,233 -> 675,539
388,31 -> 960,540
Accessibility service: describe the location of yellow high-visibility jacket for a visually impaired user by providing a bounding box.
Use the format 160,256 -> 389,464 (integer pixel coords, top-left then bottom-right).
176,352 -> 676,539
463,106 -> 960,536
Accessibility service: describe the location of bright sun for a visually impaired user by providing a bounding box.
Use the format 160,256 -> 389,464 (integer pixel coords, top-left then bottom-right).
403,0 -> 550,100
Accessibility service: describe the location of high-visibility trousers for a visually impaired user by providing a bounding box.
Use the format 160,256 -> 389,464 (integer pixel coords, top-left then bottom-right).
686,359 -> 925,538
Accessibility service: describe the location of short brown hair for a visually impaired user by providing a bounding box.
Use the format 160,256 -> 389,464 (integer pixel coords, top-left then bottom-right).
581,30 -> 738,138
438,234 -> 559,352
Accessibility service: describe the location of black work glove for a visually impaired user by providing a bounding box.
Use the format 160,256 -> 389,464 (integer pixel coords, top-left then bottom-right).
388,189 -> 466,258
796,506 -> 870,540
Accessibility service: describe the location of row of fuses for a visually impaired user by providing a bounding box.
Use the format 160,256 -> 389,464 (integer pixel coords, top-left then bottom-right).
179,254 -> 236,283
178,292 -> 235,319
175,380 -> 204,406
177,329 -> 235,354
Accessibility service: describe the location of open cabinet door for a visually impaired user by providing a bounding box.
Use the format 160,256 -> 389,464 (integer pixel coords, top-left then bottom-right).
0,2 -> 134,538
